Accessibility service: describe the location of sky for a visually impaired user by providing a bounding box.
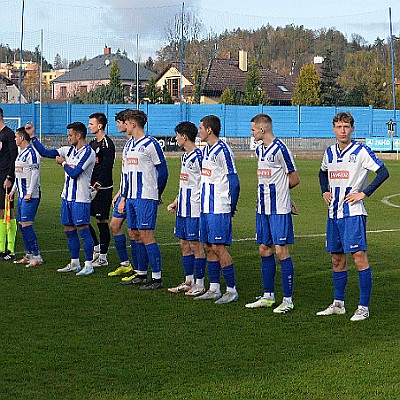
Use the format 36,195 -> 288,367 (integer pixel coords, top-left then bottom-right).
1,0 -> 399,64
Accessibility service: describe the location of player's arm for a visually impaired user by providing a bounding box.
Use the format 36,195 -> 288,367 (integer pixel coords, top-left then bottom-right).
319,169 -> 332,205
288,171 -> 300,189
7,130 -> 18,180
228,172 -> 240,216
61,147 -> 93,179
167,197 -> 178,213
30,136 -> 59,159
26,163 -> 40,199
156,160 -> 169,199
345,165 -> 389,205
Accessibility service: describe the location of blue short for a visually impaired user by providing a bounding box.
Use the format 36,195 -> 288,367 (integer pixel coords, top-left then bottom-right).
175,216 -> 200,241
326,215 -> 367,253
61,199 -> 91,227
256,213 -> 294,246
200,213 -> 232,245
17,197 -> 40,223
112,195 -> 126,219
126,198 -> 158,230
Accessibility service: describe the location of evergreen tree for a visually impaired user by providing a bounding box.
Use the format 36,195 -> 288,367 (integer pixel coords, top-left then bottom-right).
160,82 -> 173,104
320,50 -> 345,106
243,60 -> 270,106
146,75 -> 161,104
220,88 -> 235,105
53,53 -> 63,70
292,64 -> 321,106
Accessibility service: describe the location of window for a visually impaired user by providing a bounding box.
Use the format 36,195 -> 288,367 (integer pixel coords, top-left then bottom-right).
60,86 -> 67,98
167,77 -> 180,98
277,85 -> 289,92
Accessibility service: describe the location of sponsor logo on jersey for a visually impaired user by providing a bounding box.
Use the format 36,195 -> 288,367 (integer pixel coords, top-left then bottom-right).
258,169 -> 272,177
180,173 -> 189,181
202,168 -> 212,177
127,157 -> 138,165
330,170 -> 349,179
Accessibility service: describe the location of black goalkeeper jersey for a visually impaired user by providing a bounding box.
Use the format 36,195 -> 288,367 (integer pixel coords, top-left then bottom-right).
89,135 -> 115,188
0,125 -> 18,178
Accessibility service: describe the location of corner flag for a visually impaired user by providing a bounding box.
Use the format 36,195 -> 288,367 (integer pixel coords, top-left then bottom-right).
4,192 -> 11,233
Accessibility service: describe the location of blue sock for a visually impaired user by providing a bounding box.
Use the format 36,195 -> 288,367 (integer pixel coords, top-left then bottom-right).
182,254 -> 195,277
23,225 -> 39,256
280,257 -> 294,298
333,270 -> 348,301
261,255 -> 276,293
78,227 -> 94,262
137,242 -> 149,273
129,239 -> 138,269
222,264 -> 236,290
114,234 -> 129,264
208,261 -> 221,283
20,226 -> 31,254
146,242 -> 162,273
358,268 -> 372,307
65,230 -> 80,259
194,257 -> 206,279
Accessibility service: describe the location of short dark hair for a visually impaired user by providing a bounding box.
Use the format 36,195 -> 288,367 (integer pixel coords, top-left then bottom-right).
333,112 -> 354,127
175,121 -> 198,143
124,109 -> 148,128
251,113 -> 272,125
67,122 -> 87,139
200,115 -> 221,136
16,127 -> 30,142
115,109 -> 128,122
89,112 -> 107,129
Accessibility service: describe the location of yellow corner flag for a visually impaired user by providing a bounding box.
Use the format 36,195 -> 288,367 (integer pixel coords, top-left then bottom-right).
4,191 -> 11,233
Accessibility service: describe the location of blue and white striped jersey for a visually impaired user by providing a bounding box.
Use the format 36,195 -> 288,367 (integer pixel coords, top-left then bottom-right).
123,135 -> 166,200
119,137 -> 134,195
201,140 -> 237,214
256,138 -> 297,215
13,145 -> 41,199
176,148 -> 203,218
321,140 -> 384,219
58,144 -> 95,203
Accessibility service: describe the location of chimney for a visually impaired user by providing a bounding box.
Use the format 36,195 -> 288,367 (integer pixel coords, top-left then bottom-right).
227,51 -> 231,59
239,50 -> 248,72
104,46 -> 112,55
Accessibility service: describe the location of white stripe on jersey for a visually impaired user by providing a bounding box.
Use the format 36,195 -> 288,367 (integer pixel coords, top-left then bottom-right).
119,137 -> 133,194
321,140 -> 383,219
256,138 -> 297,215
177,148 -> 202,218
201,140 -> 237,214
14,145 -> 41,199
124,135 -> 165,200
57,144 -> 96,203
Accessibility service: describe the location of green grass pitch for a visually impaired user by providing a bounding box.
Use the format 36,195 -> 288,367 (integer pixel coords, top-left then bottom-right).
1,156 -> 400,400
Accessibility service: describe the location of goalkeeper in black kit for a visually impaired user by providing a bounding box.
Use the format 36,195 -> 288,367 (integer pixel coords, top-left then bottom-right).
87,112 -> 116,267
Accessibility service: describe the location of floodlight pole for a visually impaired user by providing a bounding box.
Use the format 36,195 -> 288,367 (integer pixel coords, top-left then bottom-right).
19,0 -> 25,114
179,1 -> 185,121
39,29 -> 43,141
389,7 -> 396,117
136,34 -> 140,110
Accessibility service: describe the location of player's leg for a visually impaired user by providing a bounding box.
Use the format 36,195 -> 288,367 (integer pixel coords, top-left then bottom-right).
187,240 -> 206,296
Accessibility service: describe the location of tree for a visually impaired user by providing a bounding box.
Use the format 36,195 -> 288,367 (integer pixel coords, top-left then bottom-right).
145,75 -> 161,104
220,88 -> 235,105
191,65 -> 203,104
292,64 -> 321,106
160,82 -> 173,104
320,50 -> 345,106
108,59 -> 125,103
243,60 -> 270,106
53,53 -> 63,70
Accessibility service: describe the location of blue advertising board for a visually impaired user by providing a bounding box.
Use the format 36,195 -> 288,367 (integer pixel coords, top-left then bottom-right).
365,138 -> 392,151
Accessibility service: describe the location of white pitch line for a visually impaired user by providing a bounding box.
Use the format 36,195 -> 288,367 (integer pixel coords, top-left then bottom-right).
381,193 -> 400,208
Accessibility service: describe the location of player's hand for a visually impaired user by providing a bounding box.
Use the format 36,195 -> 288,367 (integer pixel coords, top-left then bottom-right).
118,197 -> 125,214
158,198 -> 164,205
167,203 -> 176,213
345,192 -> 365,206
3,178 -> 11,190
322,192 -> 332,205
111,194 -> 119,208
25,122 -> 35,137
8,191 -> 15,201
231,208 -> 238,217
56,156 -> 65,165
23,194 -> 32,202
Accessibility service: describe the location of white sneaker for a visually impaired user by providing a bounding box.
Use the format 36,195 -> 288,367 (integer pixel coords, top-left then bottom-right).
215,291 -> 239,304
168,281 -> 193,293
93,251 -> 100,262
57,263 -> 81,273
193,289 -> 222,301
273,300 -> 294,314
76,265 -> 95,276
245,296 -> 275,309
26,255 -> 44,268
316,301 -> 346,316
185,284 -> 206,297
92,258 -> 108,267
350,306 -> 369,321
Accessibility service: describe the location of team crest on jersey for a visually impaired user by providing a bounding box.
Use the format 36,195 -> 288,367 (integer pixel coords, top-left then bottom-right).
349,154 -> 357,163
266,155 -> 275,163
138,145 -> 146,153
180,173 -> 189,181
127,157 -> 139,165
258,169 -> 272,177
185,161 -> 194,169
330,170 -> 349,179
201,168 -> 212,177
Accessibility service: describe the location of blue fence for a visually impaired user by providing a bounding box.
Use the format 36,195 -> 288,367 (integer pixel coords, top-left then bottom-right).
1,102 -> 399,138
